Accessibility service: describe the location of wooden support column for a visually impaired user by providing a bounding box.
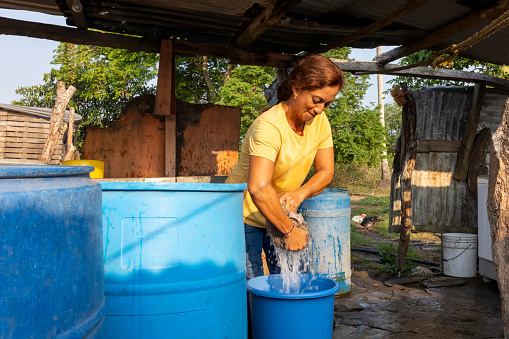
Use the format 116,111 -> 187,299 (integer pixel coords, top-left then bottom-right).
397,83 -> 417,268
155,40 -> 177,177
454,83 -> 486,180
40,81 -> 76,164
487,97 -> 509,337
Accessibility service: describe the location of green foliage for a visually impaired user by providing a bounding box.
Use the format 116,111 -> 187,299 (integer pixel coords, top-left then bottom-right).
13,43 -> 393,167
384,103 -> 401,160
218,65 -> 277,137
387,49 -> 509,91
175,56 -> 232,103
379,251 -> 416,277
13,43 -> 159,148
329,163 -> 384,190
321,48 -> 388,165
328,105 -> 386,165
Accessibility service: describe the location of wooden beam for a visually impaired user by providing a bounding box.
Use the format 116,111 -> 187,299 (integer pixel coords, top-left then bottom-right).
375,0 -> 509,65
154,40 -> 176,177
416,140 -> 461,153
0,0 -> 62,15
236,0 -> 302,48
172,40 -> 292,68
155,40 -> 174,117
64,0 -> 88,29
453,83 -> 486,180
0,16 -> 160,52
332,59 -> 509,92
311,0 -> 430,54
0,16 -> 292,67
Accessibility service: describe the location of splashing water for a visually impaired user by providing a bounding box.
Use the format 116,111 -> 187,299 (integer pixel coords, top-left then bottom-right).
273,239 -> 315,293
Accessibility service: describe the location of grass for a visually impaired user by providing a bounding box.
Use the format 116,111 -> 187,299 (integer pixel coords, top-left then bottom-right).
356,195 -> 390,207
350,223 -> 378,247
377,243 -> 420,259
335,165 -> 441,260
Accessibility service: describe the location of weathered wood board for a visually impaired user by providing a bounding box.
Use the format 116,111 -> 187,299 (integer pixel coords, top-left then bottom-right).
389,87 -> 508,234
0,109 -> 65,165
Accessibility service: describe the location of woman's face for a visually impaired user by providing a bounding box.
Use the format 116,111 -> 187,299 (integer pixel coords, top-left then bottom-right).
291,85 -> 339,122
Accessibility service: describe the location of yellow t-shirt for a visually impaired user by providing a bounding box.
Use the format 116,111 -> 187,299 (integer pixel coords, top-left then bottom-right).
226,102 -> 333,228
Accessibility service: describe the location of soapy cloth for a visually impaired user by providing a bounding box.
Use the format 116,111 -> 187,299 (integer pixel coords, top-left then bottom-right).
265,200 -> 309,249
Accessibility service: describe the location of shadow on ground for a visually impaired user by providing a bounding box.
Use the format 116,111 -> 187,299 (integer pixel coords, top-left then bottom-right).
333,270 -> 503,338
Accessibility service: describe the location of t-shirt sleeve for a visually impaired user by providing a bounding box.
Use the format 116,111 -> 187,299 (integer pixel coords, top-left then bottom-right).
318,115 -> 334,149
247,119 -> 281,162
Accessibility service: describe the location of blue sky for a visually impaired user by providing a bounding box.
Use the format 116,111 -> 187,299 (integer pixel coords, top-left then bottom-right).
0,9 -> 395,107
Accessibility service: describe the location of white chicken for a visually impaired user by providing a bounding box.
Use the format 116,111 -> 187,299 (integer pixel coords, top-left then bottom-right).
352,214 -> 366,223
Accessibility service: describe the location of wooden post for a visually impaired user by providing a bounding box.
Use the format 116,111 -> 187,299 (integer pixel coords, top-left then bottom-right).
155,40 -> 177,177
467,128 -> 491,226
40,81 -> 76,164
487,97 -> 509,338
397,83 -> 417,268
64,107 -> 76,161
454,83 -> 486,180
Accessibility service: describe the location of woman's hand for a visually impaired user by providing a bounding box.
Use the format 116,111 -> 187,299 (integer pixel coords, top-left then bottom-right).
279,191 -> 304,213
285,227 -> 309,251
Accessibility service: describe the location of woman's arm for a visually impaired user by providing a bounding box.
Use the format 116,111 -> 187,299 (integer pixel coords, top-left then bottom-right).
247,155 -> 308,251
280,146 -> 334,212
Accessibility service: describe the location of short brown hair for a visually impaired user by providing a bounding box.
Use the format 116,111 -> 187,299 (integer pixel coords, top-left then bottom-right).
277,55 -> 345,103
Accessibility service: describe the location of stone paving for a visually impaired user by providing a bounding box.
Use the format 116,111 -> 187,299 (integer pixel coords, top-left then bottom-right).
333,270 -> 504,338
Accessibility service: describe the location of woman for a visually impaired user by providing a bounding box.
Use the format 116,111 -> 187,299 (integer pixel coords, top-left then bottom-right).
226,54 -> 345,279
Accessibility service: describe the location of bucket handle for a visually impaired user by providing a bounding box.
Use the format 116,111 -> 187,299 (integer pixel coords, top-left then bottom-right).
443,243 -> 472,262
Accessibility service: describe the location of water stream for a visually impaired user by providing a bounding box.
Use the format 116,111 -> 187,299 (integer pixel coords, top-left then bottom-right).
273,240 -> 315,293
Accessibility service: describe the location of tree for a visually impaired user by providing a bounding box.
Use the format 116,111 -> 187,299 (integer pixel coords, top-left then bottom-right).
322,49 -> 387,165
14,44 -> 386,167
13,43 -> 159,148
384,102 -> 402,162
175,56 -> 233,104
217,65 -> 276,137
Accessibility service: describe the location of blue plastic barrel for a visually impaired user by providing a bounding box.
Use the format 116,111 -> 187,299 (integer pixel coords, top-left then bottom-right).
298,189 -> 351,294
0,165 -> 104,338
247,274 -> 339,339
100,180 -> 247,338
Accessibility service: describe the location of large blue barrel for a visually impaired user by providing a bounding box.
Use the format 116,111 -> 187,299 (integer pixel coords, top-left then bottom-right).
0,165 -> 104,338
247,274 -> 339,339
100,180 -> 247,338
298,189 -> 351,295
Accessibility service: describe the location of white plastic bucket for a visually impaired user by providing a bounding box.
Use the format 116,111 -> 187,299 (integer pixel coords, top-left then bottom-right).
442,233 -> 478,277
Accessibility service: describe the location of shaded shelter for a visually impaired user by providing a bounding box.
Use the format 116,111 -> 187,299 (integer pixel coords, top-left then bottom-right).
4,0 -> 509,335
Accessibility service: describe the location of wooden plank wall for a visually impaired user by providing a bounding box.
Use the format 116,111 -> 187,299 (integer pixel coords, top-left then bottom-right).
389,87 -> 508,234
0,109 -> 64,164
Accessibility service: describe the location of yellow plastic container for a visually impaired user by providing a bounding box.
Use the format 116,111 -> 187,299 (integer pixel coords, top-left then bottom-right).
61,160 -> 105,178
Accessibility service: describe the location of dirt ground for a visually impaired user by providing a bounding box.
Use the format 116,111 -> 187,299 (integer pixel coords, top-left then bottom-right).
333,221 -> 504,338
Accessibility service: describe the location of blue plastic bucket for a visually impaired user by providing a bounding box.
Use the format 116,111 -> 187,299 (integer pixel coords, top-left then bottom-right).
298,189 -> 351,294
100,180 -> 247,338
247,274 -> 339,339
0,165 -> 104,338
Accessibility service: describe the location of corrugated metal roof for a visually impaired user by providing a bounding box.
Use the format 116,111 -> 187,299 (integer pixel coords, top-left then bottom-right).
1,0 -> 509,66
0,103 -> 83,124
